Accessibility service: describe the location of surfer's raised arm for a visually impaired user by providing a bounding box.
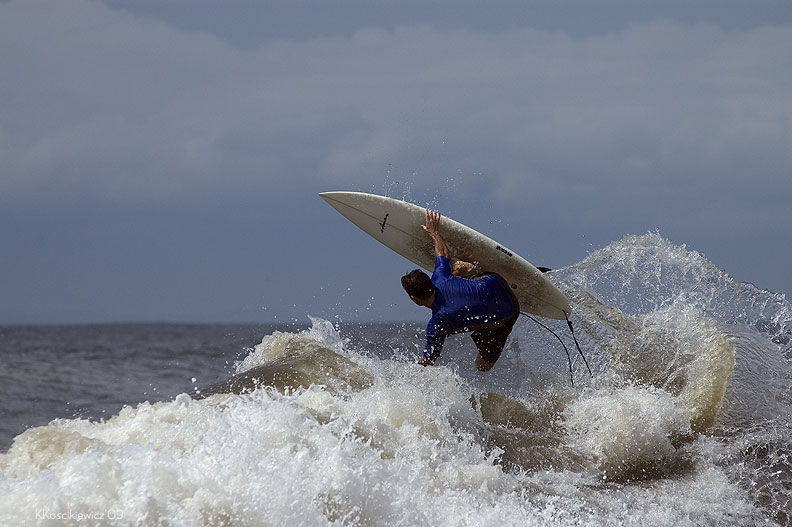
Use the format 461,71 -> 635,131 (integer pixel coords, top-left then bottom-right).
422,209 -> 450,259
423,210 -> 476,276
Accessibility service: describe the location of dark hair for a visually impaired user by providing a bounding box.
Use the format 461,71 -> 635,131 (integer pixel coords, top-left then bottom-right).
401,269 -> 435,299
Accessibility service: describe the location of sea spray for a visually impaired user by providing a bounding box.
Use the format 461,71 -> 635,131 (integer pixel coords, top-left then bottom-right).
563,385 -> 691,481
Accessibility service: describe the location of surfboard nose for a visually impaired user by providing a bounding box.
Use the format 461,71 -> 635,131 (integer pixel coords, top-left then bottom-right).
319,192 -> 341,209
319,191 -> 346,204
319,191 -> 355,216
319,191 -> 364,211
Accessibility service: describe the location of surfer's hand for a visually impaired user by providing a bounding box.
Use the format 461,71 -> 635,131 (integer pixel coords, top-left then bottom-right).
422,209 -> 441,235
417,355 -> 434,366
423,209 -> 450,258
452,260 -> 476,277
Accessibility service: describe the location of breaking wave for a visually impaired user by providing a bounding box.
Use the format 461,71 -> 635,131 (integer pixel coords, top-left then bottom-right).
1,233 -> 789,526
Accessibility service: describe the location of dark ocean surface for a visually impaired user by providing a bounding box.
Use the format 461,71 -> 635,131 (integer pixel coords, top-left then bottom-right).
0,323 -> 281,449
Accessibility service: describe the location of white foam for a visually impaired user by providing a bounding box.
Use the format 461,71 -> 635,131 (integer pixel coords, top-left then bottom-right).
563,385 -> 691,480
0,317 -> 766,526
235,316 -> 346,372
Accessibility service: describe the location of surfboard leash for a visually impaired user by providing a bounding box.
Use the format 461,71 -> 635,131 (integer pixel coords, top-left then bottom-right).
564,311 -> 593,378
520,312 -> 592,386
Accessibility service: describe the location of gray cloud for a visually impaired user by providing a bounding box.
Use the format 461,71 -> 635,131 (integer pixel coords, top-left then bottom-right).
2,3 -> 789,209
1,1 -> 790,322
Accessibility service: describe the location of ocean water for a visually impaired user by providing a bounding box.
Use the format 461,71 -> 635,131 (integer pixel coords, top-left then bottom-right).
1,233 -> 790,526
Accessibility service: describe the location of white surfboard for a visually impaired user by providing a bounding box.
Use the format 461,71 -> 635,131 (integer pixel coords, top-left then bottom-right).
320,191 -> 572,320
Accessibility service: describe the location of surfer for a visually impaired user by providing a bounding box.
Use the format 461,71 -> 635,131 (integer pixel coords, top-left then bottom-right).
401,210 -> 520,371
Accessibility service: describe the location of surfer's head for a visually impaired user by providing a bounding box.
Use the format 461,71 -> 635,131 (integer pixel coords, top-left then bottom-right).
401,269 -> 435,306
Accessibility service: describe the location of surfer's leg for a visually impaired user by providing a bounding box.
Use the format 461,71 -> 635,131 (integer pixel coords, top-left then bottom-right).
471,329 -> 506,370
471,323 -> 511,371
471,304 -> 519,371
474,353 -> 496,372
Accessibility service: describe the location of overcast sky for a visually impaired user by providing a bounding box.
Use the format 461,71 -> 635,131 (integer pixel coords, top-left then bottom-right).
1,0 -> 790,324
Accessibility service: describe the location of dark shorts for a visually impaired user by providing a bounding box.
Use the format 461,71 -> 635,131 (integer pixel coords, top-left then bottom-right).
470,274 -> 520,364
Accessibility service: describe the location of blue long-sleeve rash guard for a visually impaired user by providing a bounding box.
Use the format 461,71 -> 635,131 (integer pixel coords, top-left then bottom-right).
424,256 -> 516,361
